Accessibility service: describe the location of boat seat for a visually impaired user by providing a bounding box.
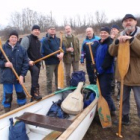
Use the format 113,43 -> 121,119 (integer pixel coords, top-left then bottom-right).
16,112 -> 72,132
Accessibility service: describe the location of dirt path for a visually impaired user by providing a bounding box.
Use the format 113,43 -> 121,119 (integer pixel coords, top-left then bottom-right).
0,64 -> 139,140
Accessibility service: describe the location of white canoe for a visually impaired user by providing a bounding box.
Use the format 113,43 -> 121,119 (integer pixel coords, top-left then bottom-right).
0,84 -> 99,140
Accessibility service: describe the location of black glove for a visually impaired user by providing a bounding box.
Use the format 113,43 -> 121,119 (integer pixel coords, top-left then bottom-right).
91,63 -> 96,71
93,71 -> 99,84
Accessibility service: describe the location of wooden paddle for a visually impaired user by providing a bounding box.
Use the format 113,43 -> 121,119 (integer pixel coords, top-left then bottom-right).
87,42 -> 112,128
33,50 -> 61,64
116,41 -> 130,138
57,32 -> 64,89
61,82 -> 84,115
0,39 -> 31,98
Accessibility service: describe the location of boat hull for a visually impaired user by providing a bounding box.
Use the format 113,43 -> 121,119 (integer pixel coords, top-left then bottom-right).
0,85 -> 99,140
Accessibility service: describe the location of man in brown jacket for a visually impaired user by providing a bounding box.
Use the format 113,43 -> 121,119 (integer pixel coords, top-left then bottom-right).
109,14 -> 140,133
63,25 -> 80,86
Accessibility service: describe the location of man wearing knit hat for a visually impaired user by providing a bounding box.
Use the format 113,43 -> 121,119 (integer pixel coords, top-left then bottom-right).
110,24 -> 120,99
109,14 -> 140,136
110,25 -> 120,39
95,26 -> 116,116
21,25 -> 42,101
0,30 -> 29,112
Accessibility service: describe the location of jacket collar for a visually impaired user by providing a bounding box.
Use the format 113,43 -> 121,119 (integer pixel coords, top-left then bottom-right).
99,37 -> 112,44
86,34 -> 95,40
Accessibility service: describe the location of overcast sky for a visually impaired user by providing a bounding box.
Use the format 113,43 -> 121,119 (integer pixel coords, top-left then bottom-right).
0,0 -> 140,28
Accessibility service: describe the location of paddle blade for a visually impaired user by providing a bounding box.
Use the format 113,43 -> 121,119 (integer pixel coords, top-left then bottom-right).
118,41 -> 130,79
58,61 -> 64,89
98,96 -> 112,128
61,82 -> 84,115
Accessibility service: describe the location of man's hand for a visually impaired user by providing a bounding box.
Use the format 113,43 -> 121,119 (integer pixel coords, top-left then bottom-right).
57,52 -> 64,61
67,47 -> 74,52
5,62 -> 13,68
29,61 -> 34,66
19,75 -> 24,85
118,35 -> 132,43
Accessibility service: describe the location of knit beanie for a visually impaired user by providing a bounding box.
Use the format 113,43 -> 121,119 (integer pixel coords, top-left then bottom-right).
9,30 -> 18,38
100,27 -> 110,34
32,25 -> 40,31
111,25 -> 120,31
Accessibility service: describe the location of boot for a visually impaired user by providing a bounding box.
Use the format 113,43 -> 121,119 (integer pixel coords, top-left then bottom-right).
33,88 -> 42,101
122,114 -> 130,125
4,107 -> 11,113
113,114 -> 130,126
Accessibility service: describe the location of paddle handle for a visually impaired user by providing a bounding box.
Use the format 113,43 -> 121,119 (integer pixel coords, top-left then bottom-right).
33,50 -> 61,64
116,79 -> 124,138
0,40 -> 31,98
87,43 -> 102,96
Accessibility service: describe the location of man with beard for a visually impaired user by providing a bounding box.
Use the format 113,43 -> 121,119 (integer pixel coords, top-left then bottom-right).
109,14 -> 140,136
63,25 -> 80,86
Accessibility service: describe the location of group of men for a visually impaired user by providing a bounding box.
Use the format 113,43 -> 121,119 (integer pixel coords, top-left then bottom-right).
0,13 -> 140,136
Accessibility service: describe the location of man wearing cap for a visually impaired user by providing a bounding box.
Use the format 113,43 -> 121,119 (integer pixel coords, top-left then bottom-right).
0,30 -> 29,112
21,25 -> 42,101
62,25 -> 80,86
41,25 -> 65,94
96,26 -> 116,116
109,14 -> 140,131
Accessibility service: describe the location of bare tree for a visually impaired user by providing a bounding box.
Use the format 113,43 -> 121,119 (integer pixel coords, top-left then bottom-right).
10,8 -> 56,34
95,11 -> 108,28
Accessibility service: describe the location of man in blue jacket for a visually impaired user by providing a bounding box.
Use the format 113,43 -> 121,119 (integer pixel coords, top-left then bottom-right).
41,25 -> 65,94
81,27 -> 100,84
0,30 -> 29,112
96,27 -> 116,116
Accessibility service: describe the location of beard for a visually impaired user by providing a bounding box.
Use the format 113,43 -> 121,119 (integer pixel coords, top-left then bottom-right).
124,25 -> 135,33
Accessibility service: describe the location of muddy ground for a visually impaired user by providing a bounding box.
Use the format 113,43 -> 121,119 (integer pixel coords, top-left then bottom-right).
0,64 -> 139,140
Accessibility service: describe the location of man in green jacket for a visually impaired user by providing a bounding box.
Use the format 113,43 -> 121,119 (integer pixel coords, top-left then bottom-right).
63,25 -> 80,86
109,14 -> 140,136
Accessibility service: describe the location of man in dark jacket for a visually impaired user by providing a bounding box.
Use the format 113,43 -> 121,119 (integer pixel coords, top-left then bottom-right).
0,30 -> 29,112
96,27 -> 116,116
41,25 -> 65,94
20,25 -> 42,101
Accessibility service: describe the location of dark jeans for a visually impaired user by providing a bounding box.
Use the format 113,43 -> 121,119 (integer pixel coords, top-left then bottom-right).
29,64 -> 41,89
86,62 -> 96,84
98,73 -> 116,111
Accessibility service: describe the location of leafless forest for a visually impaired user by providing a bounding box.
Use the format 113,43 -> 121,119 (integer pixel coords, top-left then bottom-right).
1,8 -> 140,41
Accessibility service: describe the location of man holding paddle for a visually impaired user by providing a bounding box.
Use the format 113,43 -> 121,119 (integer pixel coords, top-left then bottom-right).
21,25 -> 42,101
0,30 -> 29,112
95,27 -> 116,116
81,27 -> 100,84
41,24 -> 65,94
109,14 -> 140,136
